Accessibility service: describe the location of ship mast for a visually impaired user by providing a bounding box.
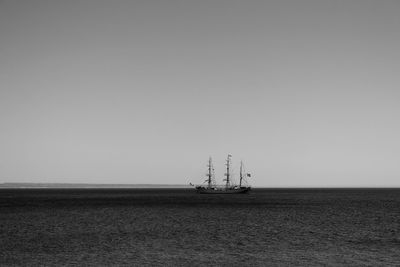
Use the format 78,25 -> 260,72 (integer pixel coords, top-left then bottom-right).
239,161 -> 243,188
207,157 -> 213,188
225,155 -> 231,188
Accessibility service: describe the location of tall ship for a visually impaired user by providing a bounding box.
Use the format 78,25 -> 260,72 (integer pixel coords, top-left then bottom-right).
194,155 -> 251,194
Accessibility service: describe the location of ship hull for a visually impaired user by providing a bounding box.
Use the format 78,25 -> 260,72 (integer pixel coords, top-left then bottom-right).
195,187 -> 251,194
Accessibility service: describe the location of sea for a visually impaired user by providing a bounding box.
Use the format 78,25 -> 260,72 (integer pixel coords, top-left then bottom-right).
1,188 -> 399,266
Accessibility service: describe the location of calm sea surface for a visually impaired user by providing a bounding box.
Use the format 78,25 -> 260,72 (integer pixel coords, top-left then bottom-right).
1,188 -> 399,266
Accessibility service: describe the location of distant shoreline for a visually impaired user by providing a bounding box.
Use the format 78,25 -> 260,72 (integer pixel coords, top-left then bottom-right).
0,183 -> 192,189
0,183 -> 399,189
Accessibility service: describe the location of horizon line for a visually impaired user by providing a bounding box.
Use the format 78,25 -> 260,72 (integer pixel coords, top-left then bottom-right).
0,182 -> 399,189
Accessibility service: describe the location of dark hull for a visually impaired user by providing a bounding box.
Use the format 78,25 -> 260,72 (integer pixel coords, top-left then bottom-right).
195,187 -> 251,194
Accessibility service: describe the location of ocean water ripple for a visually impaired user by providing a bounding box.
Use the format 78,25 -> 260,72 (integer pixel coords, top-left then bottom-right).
0,188 -> 399,266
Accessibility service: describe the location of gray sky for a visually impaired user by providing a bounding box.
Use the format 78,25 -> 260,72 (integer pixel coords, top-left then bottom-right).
1,0 -> 400,187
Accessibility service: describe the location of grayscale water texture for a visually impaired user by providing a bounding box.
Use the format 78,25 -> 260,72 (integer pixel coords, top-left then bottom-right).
1,189 -> 399,266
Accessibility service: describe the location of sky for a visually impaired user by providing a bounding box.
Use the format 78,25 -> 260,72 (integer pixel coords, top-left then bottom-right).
1,0 -> 400,187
